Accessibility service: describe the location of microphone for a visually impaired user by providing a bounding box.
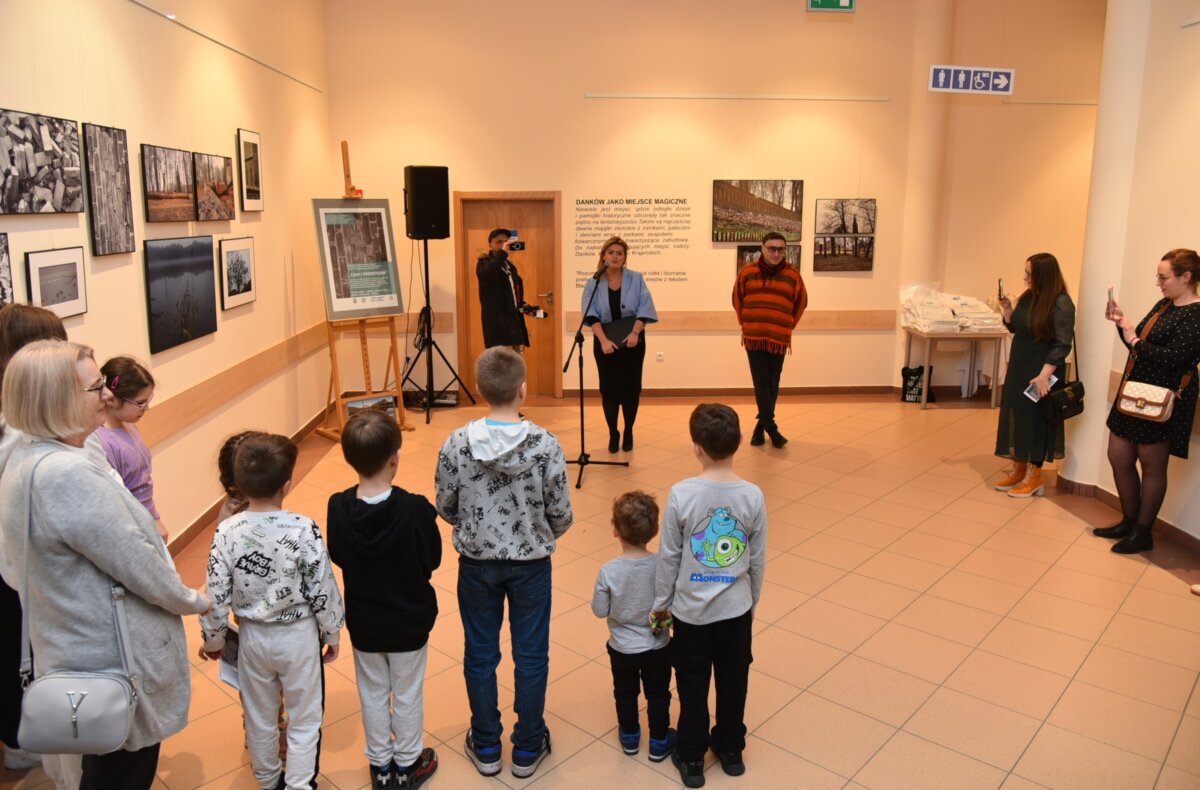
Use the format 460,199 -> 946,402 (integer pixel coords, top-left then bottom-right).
593,267 -> 605,280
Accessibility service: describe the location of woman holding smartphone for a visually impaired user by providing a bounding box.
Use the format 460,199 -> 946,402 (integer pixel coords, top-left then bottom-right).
993,253 -> 1076,497
1098,249 -> 1200,553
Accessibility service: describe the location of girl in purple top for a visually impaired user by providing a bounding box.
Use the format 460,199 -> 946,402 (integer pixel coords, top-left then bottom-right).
97,356 -> 166,542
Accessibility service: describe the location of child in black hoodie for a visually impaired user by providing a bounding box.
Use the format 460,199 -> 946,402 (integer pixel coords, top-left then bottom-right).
327,410 -> 441,790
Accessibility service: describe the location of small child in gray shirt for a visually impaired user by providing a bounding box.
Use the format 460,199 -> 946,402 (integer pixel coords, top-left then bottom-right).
592,491 -> 675,763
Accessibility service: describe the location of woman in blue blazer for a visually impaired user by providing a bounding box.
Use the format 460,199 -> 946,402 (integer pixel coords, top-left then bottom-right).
581,237 -> 659,452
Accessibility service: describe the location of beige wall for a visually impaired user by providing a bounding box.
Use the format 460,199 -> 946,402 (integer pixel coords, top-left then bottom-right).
0,0 -> 337,537
323,0 -> 1105,391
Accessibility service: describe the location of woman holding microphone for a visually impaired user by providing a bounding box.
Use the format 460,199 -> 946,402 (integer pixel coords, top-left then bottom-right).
1098,249 -> 1200,553
993,253 -> 1076,498
581,237 -> 658,453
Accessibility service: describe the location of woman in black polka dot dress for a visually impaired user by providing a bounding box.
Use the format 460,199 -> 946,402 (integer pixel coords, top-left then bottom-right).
1097,249 -> 1200,554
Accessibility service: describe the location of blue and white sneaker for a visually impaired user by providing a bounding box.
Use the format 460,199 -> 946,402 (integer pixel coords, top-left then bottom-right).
464,732 -> 502,776
511,730 -> 552,778
619,729 -> 641,755
648,729 -> 677,762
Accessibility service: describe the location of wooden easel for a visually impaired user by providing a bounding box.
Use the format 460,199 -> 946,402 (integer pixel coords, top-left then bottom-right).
317,315 -> 413,441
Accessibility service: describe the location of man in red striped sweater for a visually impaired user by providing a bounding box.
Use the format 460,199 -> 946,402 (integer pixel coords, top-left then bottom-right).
731,232 -> 809,448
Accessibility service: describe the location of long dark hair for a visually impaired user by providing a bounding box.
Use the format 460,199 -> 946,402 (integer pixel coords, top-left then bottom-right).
1020,253 -> 1068,342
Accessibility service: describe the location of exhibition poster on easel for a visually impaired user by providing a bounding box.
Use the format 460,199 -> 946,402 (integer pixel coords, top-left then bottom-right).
312,198 -> 404,320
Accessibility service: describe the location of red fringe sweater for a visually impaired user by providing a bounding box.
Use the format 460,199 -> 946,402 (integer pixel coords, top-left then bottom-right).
732,259 -> 808,354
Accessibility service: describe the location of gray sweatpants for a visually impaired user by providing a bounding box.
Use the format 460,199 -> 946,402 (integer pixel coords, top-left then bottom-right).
352,645 -> 428,767
239,618 -> 324,790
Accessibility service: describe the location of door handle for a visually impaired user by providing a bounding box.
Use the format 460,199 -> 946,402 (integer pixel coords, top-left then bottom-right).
538,291 -> 554,306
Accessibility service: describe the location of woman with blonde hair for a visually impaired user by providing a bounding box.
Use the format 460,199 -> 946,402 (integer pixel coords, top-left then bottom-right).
0,340 -> 209,788
580,237 -> 659,452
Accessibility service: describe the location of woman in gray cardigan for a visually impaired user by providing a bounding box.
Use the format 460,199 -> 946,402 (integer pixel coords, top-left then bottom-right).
0,340 -> 210,789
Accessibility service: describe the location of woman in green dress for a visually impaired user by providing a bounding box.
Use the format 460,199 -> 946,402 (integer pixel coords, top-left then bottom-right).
993,253 -> 1076,497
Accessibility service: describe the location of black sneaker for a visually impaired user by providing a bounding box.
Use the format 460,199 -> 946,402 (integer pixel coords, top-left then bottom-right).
671,749 -> 706,788
511,730 -> 552,778
715,749 -> 745,776
395,747 -> 438,788
464,732 -> 502,777
370,762 -> 396,788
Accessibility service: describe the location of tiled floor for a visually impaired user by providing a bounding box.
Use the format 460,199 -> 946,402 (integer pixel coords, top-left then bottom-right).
6,396 -> 1200,790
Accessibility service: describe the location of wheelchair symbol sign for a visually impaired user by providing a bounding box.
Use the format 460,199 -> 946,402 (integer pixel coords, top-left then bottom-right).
972,70 -> 992,91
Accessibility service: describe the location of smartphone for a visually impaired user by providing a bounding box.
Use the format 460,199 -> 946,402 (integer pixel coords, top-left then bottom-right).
1107,286 -> 1114,305
998,278 -> 1005,300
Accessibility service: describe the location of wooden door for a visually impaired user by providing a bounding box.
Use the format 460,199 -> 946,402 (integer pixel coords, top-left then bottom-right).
454,192 -> 562,398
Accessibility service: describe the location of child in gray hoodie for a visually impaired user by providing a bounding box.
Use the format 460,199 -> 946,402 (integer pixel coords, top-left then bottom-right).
435,348 -> 572,780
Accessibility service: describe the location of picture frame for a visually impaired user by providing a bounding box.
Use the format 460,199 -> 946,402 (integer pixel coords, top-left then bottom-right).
0,108 -> 83,214
814,198 -> 876,272
219,236 -> 256,310
311,198 -> 404,320
82,123 -> 135,256
0,233 -> 14,306
712,180 -> 803,243
141,144 -> 196,222
25,246 -> 87,319
144,236 -> 218,353
237,128 -> 263,212
193,152 -> 235,221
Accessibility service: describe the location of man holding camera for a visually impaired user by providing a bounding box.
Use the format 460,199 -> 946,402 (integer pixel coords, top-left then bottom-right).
477,228 -> 536,351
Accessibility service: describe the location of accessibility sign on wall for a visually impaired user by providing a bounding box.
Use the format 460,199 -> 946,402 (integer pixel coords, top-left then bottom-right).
928,65 -> 1015,95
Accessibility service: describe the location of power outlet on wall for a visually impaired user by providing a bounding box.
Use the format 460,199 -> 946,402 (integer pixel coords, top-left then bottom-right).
656,352 -> 665,362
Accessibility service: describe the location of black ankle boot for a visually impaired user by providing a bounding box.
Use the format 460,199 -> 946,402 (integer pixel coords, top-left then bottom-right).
608,431 -> 620,453
1093,519 -> 1135,539
1112,524 -> 1154,554
750,425 -> 765,447
622,429 -> 633,452
766,425 -> 788,448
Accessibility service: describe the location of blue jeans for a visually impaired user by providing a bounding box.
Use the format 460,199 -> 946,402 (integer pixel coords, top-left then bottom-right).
457,557 -> 552,751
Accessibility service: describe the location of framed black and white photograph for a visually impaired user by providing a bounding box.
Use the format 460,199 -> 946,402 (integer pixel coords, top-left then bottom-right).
141,144 -> 196,223
712,180 -> 803,243
736,243 -> 801,273
144,236 -> 217,353
0,108 -> 83,214
237,128 -> 263,212
83,123 -> 135,256
25,247 -> 87,319
194,152 -> 235,221
312,198 -> 403,320
219,236 -> 255,310
0,233 -> 14,305
814,198 -> 876,272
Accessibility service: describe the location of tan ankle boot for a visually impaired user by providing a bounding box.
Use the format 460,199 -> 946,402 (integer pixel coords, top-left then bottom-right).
1008,465 -> 1044,498
993,462 -> 1028,491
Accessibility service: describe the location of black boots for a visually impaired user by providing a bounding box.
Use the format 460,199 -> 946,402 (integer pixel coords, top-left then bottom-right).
622,429 -> 634,452
1112,523 -> 1154,554
750,424 -> 766,447
765,425 -> 788,448
1093,518 -> 1135,539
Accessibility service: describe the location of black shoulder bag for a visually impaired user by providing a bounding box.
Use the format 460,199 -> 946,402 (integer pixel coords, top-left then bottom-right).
1040,327 -> 1085,422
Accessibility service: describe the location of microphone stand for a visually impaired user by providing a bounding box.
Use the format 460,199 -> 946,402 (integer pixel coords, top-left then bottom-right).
564,270 -> 628,488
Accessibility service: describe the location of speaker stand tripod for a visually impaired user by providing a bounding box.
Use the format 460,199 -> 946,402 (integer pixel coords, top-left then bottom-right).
402,238 -> 474,423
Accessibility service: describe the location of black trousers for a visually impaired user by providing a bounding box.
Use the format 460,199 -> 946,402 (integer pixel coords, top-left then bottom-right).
81,742 -> 161,790
672,610 -> 753,761
745,349 -> 786,430
607,643 -> 672,739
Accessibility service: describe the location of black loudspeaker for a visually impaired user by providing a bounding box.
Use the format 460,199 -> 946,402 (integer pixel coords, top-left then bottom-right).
404,165 -> 449,239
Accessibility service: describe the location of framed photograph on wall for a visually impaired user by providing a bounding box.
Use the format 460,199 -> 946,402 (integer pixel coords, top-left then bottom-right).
237,128 -> 263,211
0,233 -> 14,305
25,247 -> 87,319
144,236 -> 217,353
194,152 -> 235,221
712,180 -> 803,243
141,144 -> 196,222
82,123 -> 136,256
312,198 -> 403,320
814,198 -> 876,272
219,236 -> 255,310
0,108 -> 83,214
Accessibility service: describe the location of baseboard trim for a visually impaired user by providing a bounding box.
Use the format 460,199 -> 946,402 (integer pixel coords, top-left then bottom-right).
167,406 -> 330,557
564,385 -> 899,398
1056,472 -> 1200,555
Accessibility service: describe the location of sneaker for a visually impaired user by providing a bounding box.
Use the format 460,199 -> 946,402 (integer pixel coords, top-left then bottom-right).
511,730 -> 552,779
648,729 -> 676,762
715,749 -> 745,776
3,746 -> 42,770
672,749 -> 706,787
395,747 -> 438,789
464,732 -> 502,777
370,762 -> 397,788
619,729 -> 641,755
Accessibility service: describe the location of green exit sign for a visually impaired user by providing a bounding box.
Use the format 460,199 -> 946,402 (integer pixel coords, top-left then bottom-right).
808,0 -> 855,11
